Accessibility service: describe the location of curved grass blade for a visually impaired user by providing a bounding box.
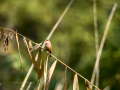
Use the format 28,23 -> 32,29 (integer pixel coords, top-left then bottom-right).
37,48 -> 42,83
23,37 -> 32,59
23,37 -> 37,71
44,55 -> 48,90
16,31 -> 23,72
29,41 -> 37,71
45,60 -> 57,90
85,79 -> 91,90
73,74 -> 79,90
42,50 -> 46,88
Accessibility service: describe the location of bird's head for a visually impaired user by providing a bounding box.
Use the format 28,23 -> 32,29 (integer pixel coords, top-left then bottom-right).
45,40 -> 50,43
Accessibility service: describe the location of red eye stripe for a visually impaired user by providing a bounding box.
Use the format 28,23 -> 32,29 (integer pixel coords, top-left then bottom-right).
46,40 -> 49,41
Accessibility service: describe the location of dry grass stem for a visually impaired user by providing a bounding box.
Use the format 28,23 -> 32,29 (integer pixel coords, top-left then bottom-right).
93,0 -> 99,56
37,82 -> 41,90
64,67 -> 67,90
20,64 -> 34,90
42,0 -> 74,48
90,3 -> 117,89
16,31 -> 23,72
12,29 -> 38,45
26,82 -> 32,90
73,74 -> 79,90
93,0 -> 99,89
95,70 -> 99,90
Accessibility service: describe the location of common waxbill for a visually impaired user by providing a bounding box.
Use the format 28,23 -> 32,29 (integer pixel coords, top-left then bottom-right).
45,40 -> 52,57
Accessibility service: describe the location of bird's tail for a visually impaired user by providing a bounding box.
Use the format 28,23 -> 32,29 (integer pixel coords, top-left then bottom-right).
49,51 -> 51,57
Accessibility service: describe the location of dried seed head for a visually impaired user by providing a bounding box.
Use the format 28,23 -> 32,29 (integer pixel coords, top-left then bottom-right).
0,27 -> 15,51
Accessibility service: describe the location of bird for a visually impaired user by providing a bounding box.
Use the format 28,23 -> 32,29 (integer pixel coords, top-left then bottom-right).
45,40 -> 52,57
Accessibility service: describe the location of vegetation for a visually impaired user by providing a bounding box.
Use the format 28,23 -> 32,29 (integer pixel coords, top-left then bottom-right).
0,0 -> 120,90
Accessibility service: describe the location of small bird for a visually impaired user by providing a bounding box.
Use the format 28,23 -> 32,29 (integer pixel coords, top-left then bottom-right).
45,40 -> 52,57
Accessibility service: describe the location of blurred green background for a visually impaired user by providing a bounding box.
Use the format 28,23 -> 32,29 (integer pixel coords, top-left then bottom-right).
0,0 -> 120,90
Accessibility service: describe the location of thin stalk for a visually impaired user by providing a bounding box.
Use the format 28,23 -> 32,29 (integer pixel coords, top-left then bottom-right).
37,82 -> 40,90
90,3 -> 117,89
26,82 -> 32,90
93,0 -> 99,89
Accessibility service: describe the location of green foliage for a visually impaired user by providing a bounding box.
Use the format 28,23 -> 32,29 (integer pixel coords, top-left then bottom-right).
0,0 -> 120,90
